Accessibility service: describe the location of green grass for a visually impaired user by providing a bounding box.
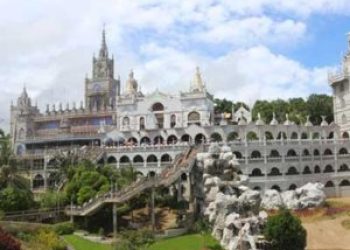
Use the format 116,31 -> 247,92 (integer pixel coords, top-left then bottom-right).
63,235 -> 113,250
147,233 -> 222,250
63,233 -> 222,250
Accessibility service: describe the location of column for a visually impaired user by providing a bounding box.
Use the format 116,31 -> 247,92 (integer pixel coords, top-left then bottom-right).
151,187 -> 155,232
113,203 -> 118,240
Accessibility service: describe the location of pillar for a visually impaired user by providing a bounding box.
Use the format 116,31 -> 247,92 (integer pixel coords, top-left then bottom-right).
113,203 -> 118,239
70,199 -> 74,223
151,187 -> 155,232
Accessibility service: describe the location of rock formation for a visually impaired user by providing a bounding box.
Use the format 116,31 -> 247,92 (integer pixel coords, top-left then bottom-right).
196,144 -> 326,250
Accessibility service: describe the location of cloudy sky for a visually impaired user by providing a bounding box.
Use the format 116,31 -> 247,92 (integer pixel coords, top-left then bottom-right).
1,0 -> 350,131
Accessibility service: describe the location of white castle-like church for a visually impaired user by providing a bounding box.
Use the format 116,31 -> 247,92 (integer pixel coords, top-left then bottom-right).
10,30 -> 350,197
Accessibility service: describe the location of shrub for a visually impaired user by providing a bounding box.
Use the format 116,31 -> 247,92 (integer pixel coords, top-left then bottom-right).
264,208 -> 306,250
33,229 -> 67,250
0,226 -> 21,250
117,229 -> 155,250
53,222 -> 74,235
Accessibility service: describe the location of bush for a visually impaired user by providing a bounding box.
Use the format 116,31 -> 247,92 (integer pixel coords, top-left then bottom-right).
192,218 -> 211,234
117,229 -> 155,250
53,222 -> 74,235
0,187 -> 34,212
264,208 -> 307,250
31,229 -> 67,250
0,226 -> 21,250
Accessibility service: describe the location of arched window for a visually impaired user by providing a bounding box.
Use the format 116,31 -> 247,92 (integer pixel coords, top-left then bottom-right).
269,150 -> 281,158
33,174 -> 44,189
301,132 -> 308,139
324,149 -> 333,155
314,165 -> 321,173
107,156 -> 117,164
140,117 -> 145,130
233,151 -> 243,159
120,156 -> 130,163
188,111 -> 201,126
291,132 -> 298,139
246,131 -> 258,140
140,136 -> 151,145
324,165 -> 334,173
250,168 -> 264,177
340,180 -> 350,186
339,164 -> 350,172
122,117 -> 130,126
194,133 -> 206,144
253,186 -> 261,191
161,154 -> 172,162
251,150 -> 262,158
210,132 -> 223,142
167,135 -> 178,145
152,102 -> 164,111
271,185 -> 281,192
339,148 -> 348,155
313,132 -> 320,139
314,149 -> 320,156
303,166 -> 312,174
288,184 -> 297,190
302,149 -> 310,156
342,132 -> 350,139
286,149 -> 297,157
170,114 -> 176,128
147,155 -> 157,163
127,137 -> 138,146
133,155 -> 144,163
227,132 -> 239,141
181,134 -> 191,143
265,131 -> 273,140
325,181 -> 335,187
286,166 -> 299,175
154,135 -> 164,145
268,167 -> 282,176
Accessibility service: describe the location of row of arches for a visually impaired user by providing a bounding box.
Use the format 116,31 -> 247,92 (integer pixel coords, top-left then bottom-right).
249,164 -> 350,177
122,110 -> 202,130
106,153 -> 173,164
233,147 -> 349,159
252,179 -> 350,192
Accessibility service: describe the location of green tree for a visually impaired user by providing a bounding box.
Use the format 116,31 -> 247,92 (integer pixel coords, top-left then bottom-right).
0,186 -> 34,211
307,94 -> 333,125
264,208 -> 307,250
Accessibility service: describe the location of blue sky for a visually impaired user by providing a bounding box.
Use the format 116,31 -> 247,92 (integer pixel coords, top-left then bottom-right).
1,0 -> 350,130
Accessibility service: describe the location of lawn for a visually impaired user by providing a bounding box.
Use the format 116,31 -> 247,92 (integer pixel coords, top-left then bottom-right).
63,235 -> 113,250
148,233 -> 222,250
63,233 -> 221,250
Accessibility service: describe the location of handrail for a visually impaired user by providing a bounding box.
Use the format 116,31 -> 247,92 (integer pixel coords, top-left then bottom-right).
65,146 -> 199,216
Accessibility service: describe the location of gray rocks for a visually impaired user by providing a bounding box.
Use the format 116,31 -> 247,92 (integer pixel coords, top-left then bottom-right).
261,182 -> 326,210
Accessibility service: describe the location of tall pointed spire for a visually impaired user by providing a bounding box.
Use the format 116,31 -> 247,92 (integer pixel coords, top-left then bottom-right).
99,26 -> 108,58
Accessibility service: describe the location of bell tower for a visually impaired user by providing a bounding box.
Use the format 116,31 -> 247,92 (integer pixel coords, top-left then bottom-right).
85,28 -> 120,111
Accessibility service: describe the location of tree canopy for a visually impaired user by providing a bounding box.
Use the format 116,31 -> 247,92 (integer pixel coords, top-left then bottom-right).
252,94 -> 333,125
264,208 -> 307,250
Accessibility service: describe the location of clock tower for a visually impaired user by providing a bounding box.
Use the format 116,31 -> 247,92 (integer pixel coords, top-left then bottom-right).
85,29 -> 120,111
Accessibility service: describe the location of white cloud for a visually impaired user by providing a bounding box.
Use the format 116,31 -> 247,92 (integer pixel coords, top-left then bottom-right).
0,0 -> 344,132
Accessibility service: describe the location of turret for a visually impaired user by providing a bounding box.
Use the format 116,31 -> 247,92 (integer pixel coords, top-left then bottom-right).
190,67 -> 205,92
125,70 -> 138,95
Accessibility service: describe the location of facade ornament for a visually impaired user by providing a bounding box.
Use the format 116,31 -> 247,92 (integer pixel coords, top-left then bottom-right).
46,104 -> 49,113
284,113 -> 292,126
52,104 -> 56,112
270,112 -> 278,125
305,115 -> 313,127
256,112 -> 265,125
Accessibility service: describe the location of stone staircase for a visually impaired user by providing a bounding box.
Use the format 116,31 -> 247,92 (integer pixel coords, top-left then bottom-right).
65,146 -> 199,216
